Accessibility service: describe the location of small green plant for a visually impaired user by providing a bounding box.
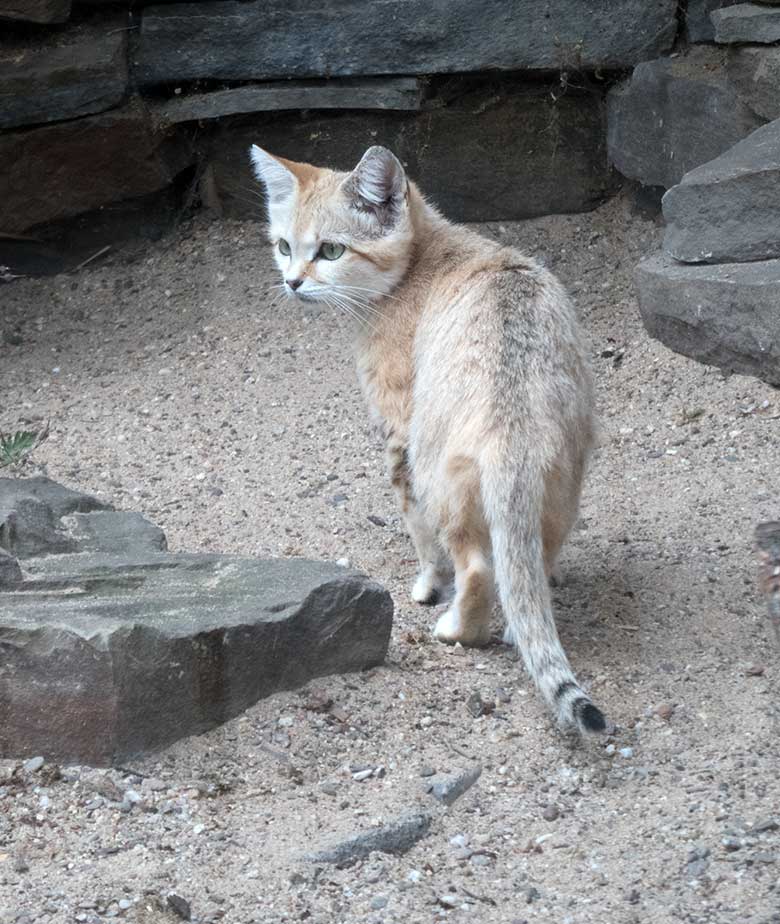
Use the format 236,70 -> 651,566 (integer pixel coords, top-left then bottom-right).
0,423 -> 48,469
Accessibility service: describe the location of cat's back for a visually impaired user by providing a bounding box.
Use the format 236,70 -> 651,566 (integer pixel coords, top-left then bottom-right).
410,222 -> 578,360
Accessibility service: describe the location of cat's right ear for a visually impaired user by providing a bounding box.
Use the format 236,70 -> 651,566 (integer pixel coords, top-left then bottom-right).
249,145 -> 297,207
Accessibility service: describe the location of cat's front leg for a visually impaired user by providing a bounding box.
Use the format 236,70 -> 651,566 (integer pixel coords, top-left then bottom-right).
386,440 -> 451,604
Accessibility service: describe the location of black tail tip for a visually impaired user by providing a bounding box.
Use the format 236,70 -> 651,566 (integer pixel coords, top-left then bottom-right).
578,702 -> 607,734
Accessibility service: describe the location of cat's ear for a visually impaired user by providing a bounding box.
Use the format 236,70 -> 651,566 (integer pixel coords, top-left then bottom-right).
250,145 -> 297,206
343,146 -> 407,226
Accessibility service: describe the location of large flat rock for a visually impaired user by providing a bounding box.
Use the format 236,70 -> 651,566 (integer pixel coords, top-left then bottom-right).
0,0 -> 70,22
158,78 -> 423,125
663,118 -> 780,263
713,2 -> 780,42
135,0 -> 678,85
0,478 -> 393,766
208,81 -> 613,223
608,47 -> 765,190
727,45 -> 780,120
0,17 -> 128,130
635,252 -> 780,384
0,101 -> 192,234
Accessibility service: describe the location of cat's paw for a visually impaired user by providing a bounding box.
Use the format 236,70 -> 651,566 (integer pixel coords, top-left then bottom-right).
411,567 -> 446,605
433,608 -> 491,648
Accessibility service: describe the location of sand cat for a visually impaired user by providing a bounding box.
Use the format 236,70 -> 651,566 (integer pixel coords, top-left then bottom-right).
251,143 -> 607,734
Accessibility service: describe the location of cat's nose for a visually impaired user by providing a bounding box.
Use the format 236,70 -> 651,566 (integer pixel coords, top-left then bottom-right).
286,277 -> 304,291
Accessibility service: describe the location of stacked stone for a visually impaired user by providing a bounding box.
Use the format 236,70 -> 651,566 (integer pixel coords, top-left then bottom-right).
0,0 -> 685,240
631,4 -> 780,385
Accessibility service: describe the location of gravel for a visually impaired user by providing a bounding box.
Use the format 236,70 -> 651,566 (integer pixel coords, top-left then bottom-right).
1,193 -> 778,922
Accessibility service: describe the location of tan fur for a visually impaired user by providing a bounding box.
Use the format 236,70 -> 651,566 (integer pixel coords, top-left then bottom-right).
250,144 -> 607,734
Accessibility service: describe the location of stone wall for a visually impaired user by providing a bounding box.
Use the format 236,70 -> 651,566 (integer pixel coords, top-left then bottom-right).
0,0 -> 683,241
0,1 -> 777,254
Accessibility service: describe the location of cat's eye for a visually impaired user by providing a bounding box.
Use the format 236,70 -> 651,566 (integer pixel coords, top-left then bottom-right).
318,242 -> 345,261
278,238 -> 291,256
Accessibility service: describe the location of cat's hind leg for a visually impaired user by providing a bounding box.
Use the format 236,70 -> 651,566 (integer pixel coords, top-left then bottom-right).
432,456 -> 494,648
387,441 -> 451,605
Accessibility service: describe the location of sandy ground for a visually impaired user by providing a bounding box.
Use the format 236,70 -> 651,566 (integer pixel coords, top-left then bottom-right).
1,195 -> 779,924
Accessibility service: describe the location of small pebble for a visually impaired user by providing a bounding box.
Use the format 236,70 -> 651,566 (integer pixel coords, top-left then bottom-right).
370,896 -> 388,910
619,747 -> 634,759
542,805 -> 559,822
22,756 -> 44,774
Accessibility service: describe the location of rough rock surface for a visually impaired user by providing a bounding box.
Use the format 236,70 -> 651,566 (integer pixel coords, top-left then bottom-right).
0,19 -> 128,130
0,101 -> 192,234
0,478 -> 393,765
663,118 -> 780,263
429,765 -> 483,806
727,45 -> 780,120
304,813 -> 432,866
607,47 -> 765,189
136,0 -> 678,85
209,82 -> 612,223
635,252 -> 780,384
159,78 -> 423,125
0,0 -> 69,22
685,0 -> 741,41
713,2 -> 780,42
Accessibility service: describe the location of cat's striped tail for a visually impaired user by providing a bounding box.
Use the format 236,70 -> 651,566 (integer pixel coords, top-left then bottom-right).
479,441 -> 607,735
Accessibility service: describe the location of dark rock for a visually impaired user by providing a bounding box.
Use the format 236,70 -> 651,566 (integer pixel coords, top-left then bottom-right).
542,804 -> 560,821
0,19 -> 128,130
727,46 -> 780,120
0,100 -> 193,234
429,765 -> 482,806
0,549 -> 22,586
167,895 -> 191,921
304,812 -> 431,866
635,251 -> 780,385
713,2 -> 780,42
158,78 -> 422,125
0,0 -> 70,23
136,0 -> 677,85
0,478 -> 393,765
607,46 -> 764,189
0,476 -> 109,557
663,118 -> 780,263
685,0 -> 741,41
209,81 -> 613,223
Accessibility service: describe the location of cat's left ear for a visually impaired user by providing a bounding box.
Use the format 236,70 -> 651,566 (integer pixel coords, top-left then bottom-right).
249,145 -> 297,207
343,146 -> 407,227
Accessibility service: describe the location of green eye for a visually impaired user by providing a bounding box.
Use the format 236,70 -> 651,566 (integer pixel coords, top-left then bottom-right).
318,241 -> 345,261
278,238 -> 291,256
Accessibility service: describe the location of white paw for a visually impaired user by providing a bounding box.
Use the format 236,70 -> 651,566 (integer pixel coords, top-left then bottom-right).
434,608 -> 491,648
412,567 -> 444,604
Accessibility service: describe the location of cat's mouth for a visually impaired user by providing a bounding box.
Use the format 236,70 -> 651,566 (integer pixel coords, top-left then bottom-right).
291,291 -> 321,304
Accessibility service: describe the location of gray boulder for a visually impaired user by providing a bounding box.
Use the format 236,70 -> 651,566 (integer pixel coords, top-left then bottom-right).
208,82 -> 613,223
685,0 -> 741,41
635,252 -> 780,384
0,478 -> 393,765
136,0 -> 677,85
607,47 -> 765,189
0,100 -> 193,234
158,78 -> 423,125
663,118 -> 780,263
713,2 -> 780,42
0,18 -> 128,130
727,46 -> 780,120
0,0 -> 70,22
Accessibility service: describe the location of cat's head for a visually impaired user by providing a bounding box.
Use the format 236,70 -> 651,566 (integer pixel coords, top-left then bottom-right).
249,145 -> 414,310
